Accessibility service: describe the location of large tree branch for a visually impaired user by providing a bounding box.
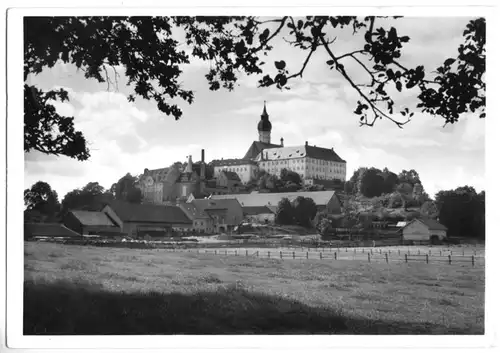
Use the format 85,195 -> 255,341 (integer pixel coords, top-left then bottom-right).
319,35 -> 410,128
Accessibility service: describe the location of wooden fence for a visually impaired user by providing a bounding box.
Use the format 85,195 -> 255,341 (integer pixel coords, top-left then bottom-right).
170,248 -> 484,266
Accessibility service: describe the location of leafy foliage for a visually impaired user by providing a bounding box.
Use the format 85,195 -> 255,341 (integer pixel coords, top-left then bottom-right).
398,169 -> 421,186
275,198 -> 294,225
280,168 -> 302,185
358,168 -> 385,198
61,182 -> 114,213
25,16 -> 485,160
416,18 -> 485,124
292,196 -> 318,227
112,173 -> 142,203
24,181 -> 61,221
435,186 -> 485,238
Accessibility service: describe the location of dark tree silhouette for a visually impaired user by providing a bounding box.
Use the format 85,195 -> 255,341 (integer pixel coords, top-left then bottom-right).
24,181 -> 61,220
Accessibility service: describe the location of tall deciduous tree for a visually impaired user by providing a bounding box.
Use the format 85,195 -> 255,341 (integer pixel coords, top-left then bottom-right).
275,198 -> 294,225
358,167 -> 385,197
292,196 -> 317,227
25,16 -> 485,161
24,181 -> 60,221
435,186 -> 485,239
113,173 -> 142,203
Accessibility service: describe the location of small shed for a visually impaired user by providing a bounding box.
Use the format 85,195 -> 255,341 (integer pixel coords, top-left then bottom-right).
400,218 -> 447,243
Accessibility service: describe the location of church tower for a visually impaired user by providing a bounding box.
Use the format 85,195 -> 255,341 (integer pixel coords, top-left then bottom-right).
257,101 -> 272,144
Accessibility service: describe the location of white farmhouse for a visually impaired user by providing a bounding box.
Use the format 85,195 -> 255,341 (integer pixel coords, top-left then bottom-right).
400,218 -> 448,244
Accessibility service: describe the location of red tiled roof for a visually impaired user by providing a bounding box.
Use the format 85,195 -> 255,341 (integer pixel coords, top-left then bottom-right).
418,218 -> 448,231
210,158 -> 257,167
69,210 -> 117,227
179,203 -> 210,220
255,145 -> 346,163
210,190 -> 338,207
24,223 -> 81,238
103,201 -> 192,224
242,206 -> 275,215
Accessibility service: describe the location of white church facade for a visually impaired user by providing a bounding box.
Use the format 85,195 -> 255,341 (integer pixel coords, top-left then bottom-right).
211,102 -> 347,184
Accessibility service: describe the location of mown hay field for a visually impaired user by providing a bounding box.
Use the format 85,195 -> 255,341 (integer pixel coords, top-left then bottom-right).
24,241 -> 484,335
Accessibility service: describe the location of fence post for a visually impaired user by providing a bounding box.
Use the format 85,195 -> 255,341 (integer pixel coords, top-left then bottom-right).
385,253 -> 388,263
368,253 -> 371,262
268,251 -> 270,258
426,254 -> 429,264
354,249 -> 357,255
371,249 -> 373,254
472,255 -> 475,266
246,250 -> 248,257
256,251 -> 259,257
293,251 -> 295,259
235,250 -> 237,256
320,252 -> 323,260
398,249 -> 400,256
440,250 -> 442,256
225,250 -> 227,256
215,250 -> 217,255
448,255 -> 452,265
306,252 -> 309,259
405,254 -> 408,263
334,252 -> 337,260
197,249 -> 199,254
362,248 -> 365,253
280,251 -> 282,259
418,249 -> 420,255
463,249 -> 465,256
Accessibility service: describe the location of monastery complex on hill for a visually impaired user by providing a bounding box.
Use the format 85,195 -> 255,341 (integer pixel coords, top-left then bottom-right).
138,102 -> 347,206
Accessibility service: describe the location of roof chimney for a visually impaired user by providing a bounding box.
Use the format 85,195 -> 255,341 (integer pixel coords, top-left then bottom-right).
280,137 -> 284,147
305,141 -> 308,146
201,149 -> 206,180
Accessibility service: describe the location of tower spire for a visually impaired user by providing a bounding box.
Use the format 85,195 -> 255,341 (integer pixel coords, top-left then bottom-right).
257,100 -> 272,143
261,100 -> 268,119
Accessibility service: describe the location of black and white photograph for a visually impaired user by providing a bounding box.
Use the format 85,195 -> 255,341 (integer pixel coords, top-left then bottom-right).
2,1 -> 498,351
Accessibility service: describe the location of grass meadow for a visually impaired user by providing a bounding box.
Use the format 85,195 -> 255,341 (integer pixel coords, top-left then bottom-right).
24,241 -> 485,335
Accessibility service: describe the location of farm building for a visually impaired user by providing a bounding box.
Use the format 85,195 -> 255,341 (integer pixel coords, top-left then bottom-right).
101,201 -> 192,238
187,198 -> 244,233
400,218 -> 448,244
178,202 -> 214,234
63,210 -> 121,236
24,223 -> 81,240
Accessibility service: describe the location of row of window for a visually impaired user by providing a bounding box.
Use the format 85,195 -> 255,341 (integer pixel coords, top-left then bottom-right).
262,165 -> 345,174
259,159 -> 345,168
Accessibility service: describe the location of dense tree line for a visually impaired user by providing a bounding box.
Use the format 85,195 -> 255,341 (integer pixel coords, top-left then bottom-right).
24,172 -> 143,222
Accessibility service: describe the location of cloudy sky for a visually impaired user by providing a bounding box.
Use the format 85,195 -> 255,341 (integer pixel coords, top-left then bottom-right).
24,16 -> 485,200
